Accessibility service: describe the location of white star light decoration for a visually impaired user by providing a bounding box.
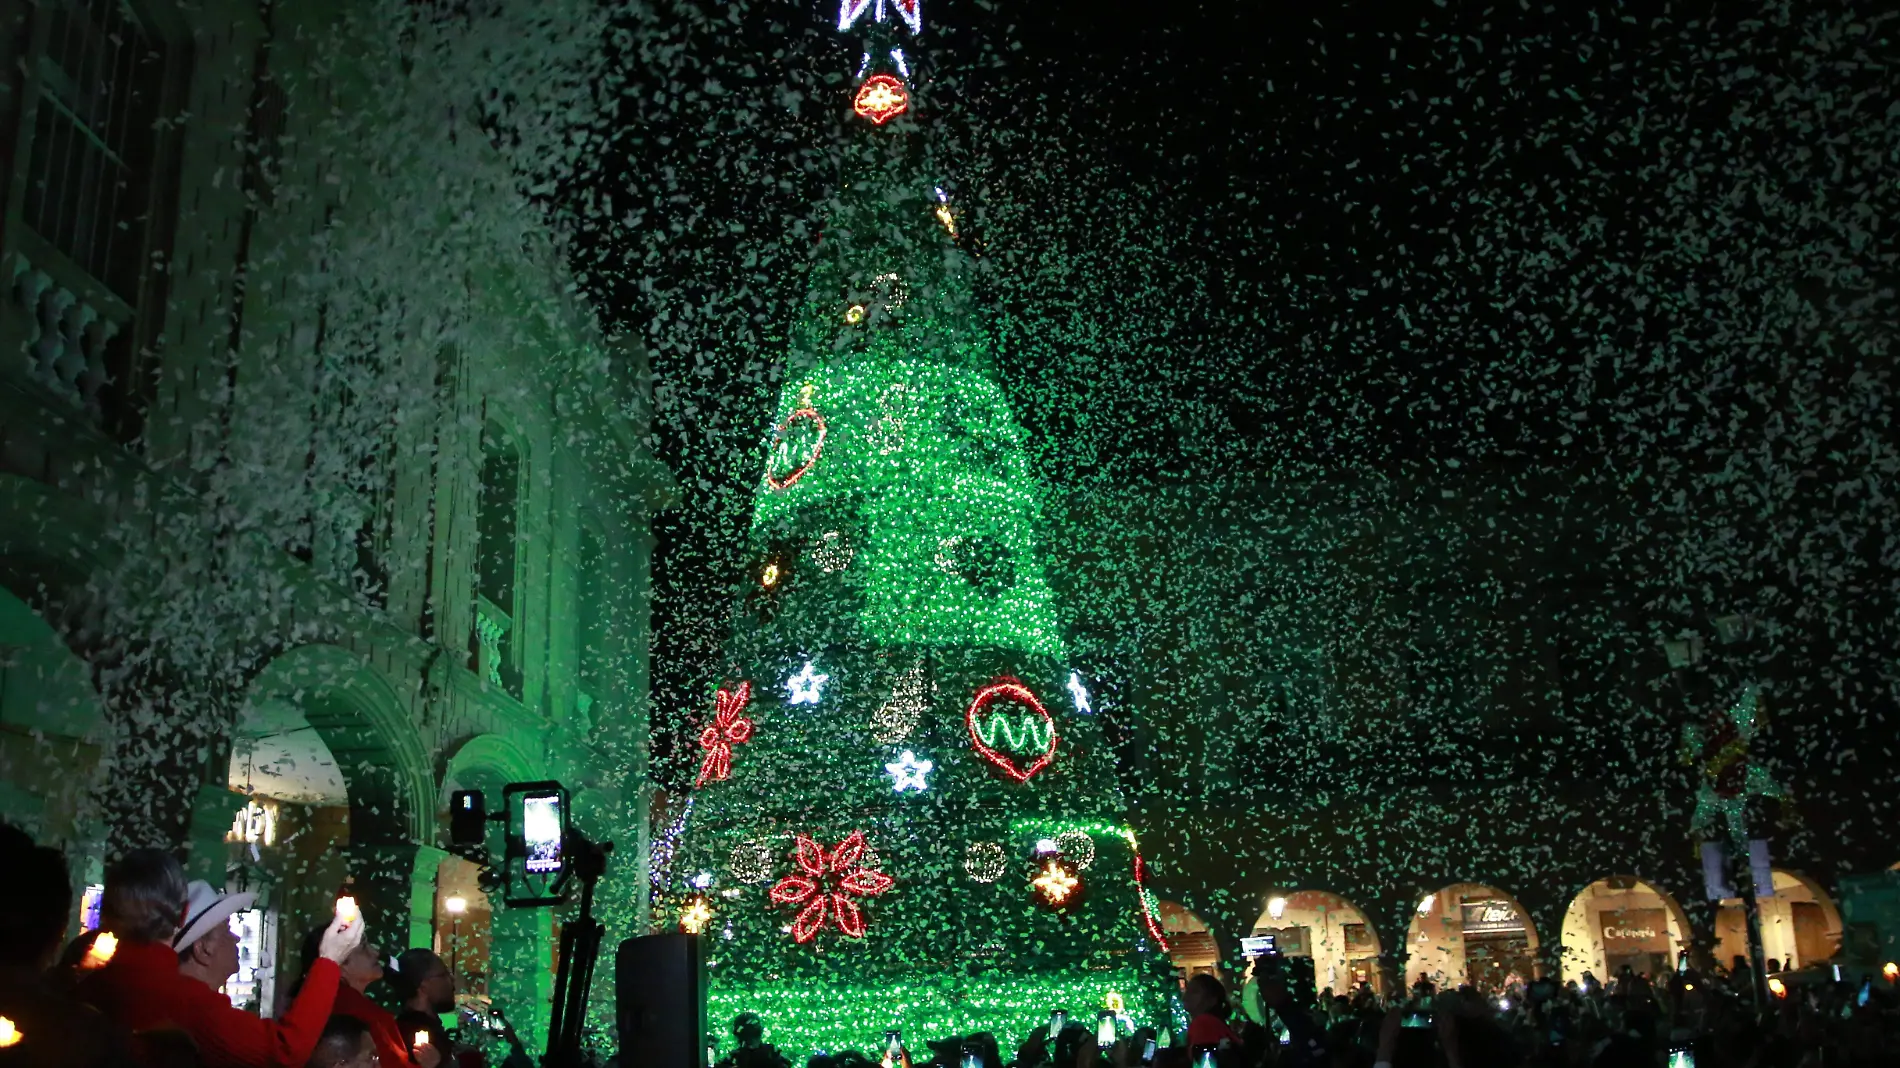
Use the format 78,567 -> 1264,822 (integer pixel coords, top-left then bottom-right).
786,660 -> 829,706
885,750 -> 933,793
1067,670 -> 1091,715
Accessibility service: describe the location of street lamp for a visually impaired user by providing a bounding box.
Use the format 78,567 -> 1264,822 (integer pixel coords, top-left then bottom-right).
444,896 -> 467,993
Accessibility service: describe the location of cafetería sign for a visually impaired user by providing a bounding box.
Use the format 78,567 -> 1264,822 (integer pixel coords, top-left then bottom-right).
1598,908 -> 1670,953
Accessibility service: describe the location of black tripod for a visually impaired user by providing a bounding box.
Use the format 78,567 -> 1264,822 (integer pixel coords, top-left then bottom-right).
545,833 -> 612,1068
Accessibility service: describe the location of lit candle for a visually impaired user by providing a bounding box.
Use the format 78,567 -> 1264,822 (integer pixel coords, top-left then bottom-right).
1767,977 -> 1787,998
0,1016 -> 20,1048
83,932 -> 118,969
414,1031 -> 431,1048
1885,962 -> 1898,982
336,896 -> 359,923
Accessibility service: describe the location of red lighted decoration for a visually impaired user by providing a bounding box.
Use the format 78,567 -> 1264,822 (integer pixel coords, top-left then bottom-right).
1133,852 -> 1170,951
764,407 -> 827,491
853,74 -> 911,125
965,677 -> 1058,784
694,682 -> 755,788
769,831 -> 895,942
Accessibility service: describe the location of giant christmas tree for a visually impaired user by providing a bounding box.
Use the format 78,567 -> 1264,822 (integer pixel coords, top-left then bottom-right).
666,1 -> 1173,1053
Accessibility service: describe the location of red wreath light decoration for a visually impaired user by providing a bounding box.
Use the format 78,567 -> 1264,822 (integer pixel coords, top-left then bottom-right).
769,831 -> 894,942
853,75 -> 911,126
966,677 -> 1058,783
694,682 -> 754,788
764,407 -> 827,491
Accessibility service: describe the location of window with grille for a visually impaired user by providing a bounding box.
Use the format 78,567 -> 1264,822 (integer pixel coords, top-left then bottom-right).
475,424 -> 523,700
21,0 -> 170,303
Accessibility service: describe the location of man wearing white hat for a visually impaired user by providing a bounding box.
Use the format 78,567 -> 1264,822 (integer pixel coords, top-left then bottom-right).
175,880 -> 258,993
80,849 -> 366,1068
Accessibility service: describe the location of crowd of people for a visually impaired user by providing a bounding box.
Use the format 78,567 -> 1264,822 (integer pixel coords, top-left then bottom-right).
6,820 -> 1897,1068
0,823 -> 490,1068
714,962 -> 1900,1068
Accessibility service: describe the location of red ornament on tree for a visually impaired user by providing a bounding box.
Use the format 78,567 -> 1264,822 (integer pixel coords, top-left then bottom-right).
695,682 -> 755,788
765,406 -> 828,491
769,831 -> 895,942
966,677 -> 1058,783
853,74 -> 911,125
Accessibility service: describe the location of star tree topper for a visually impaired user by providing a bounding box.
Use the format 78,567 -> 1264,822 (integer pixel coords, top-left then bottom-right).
839,0 -> 921,34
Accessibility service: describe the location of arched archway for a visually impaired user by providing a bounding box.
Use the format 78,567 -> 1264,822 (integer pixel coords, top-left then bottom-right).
1158,899 -> 1222,981
1407,883 -> 1541,991
441,732 -> 553,1050
0,582 -> 109,933
1559,877 -> 1691,983
0,472 -> 241,856
246,644 -> 433,844
1717,869 -> 1842,971
1249,890 -> 1383,995
228,642 -> 437,1003
0,585 -> 107,844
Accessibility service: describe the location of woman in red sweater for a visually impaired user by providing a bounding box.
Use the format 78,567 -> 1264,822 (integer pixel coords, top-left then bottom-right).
80,855 -> 365,1068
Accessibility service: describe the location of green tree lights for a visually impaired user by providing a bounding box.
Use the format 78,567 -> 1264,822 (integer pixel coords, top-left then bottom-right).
668,39 -> 1170,1057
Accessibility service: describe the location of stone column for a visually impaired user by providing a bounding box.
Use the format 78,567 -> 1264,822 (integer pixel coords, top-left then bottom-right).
1516,887 -> 1571,983
97,657 -> 235,858
1680,895 -> 1722,971
185,782 -> 242,883
1376,950 -> 1407,1000
350,839 -> 440,954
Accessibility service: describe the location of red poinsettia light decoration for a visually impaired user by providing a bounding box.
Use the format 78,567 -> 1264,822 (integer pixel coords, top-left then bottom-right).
768,831 -> 894,942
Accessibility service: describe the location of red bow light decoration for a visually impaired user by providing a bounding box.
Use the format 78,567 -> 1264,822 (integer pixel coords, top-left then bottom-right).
694,682 -> 754,788
769,831 -> 895,942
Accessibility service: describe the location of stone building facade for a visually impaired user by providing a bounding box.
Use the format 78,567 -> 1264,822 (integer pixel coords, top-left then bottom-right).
0,0 -> 670,1048
1049,469 -> 1897,992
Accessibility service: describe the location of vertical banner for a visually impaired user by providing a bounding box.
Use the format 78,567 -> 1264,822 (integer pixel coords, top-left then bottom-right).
1701,840 -> 1734,901
1749,839 -> 1775,899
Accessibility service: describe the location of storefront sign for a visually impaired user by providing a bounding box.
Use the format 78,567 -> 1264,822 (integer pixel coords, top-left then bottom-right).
1461,901 -> 1526,935
1598,908 -> 1670,953
1249,926 -> 1308,955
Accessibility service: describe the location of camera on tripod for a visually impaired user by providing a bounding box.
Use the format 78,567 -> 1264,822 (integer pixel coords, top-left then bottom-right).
449,782 -> 612,1068
449,782 -> 611,908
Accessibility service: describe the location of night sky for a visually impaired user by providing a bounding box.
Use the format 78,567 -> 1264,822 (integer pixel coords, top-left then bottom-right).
566,0 -> 1897,791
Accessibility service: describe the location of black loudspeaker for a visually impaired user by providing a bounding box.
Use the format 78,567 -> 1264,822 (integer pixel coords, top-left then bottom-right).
615,933 -> 706,1068
449,790 -> 486,847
